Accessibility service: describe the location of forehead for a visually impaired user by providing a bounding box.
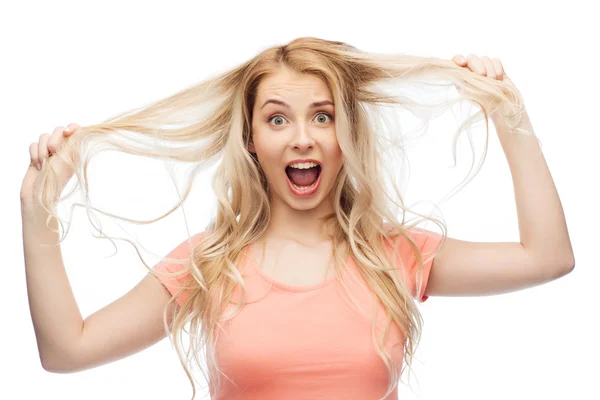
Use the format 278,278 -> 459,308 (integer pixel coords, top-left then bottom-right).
255,68 -> 332,103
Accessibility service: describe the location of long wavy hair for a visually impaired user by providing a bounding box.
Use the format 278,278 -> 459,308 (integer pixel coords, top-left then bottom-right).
35,37 -> 531,399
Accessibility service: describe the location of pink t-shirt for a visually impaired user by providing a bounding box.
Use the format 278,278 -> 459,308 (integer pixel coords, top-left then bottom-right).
153,228 -> 442,400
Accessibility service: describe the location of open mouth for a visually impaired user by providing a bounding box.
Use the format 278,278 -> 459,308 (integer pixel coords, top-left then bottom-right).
285,162 -> 322,194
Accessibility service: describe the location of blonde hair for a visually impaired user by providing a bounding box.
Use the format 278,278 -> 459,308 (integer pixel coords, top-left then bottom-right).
36,37 -> 532,399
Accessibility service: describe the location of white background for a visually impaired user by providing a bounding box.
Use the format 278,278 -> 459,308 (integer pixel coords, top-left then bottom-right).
2,1 -> 597,399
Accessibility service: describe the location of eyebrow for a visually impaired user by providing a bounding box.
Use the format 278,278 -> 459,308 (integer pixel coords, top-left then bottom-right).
260,99 -> 334,110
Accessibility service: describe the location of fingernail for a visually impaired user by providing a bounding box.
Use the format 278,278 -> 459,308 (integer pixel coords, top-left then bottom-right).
37,162 -> 41,170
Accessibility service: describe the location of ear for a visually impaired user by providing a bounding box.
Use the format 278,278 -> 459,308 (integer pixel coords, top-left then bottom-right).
248,139 -> 255,153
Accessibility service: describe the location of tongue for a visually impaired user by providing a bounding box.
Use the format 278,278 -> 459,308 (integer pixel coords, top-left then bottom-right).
287,166 -> 319,186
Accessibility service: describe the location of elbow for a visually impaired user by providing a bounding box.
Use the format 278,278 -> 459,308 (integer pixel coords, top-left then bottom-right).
563,259 -> 575,275
562,253 -> 575,273
535,254 -> 575,282
42,358 -> 74,374
40,326 -> 86,373
552,255 -> 575,279
40,349 -> 78,374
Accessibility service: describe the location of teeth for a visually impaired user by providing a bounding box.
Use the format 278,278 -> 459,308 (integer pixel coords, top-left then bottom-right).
291,179 -> 319,191
288,161 -> 319,169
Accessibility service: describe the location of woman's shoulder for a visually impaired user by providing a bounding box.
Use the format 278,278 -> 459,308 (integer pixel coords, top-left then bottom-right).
380,222 -> 443,265
154,231 -> 210,266
382,222 -> 441,241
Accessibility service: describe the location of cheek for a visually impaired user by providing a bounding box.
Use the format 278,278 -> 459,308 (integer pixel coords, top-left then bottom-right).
252,135 -> 282,171
324,139 -> 343,164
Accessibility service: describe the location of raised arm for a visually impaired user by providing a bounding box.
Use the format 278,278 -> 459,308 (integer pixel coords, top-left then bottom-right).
21,123 -> 195,373
21,203 -> 177,373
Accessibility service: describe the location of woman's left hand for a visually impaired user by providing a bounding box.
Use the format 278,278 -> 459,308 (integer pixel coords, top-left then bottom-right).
451,54 -> 513,85
451,54 -> 525,129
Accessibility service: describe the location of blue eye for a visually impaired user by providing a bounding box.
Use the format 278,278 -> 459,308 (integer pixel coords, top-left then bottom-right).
315,113 -> 333,123
268,112 -> 333,126
269,115 -> 286,126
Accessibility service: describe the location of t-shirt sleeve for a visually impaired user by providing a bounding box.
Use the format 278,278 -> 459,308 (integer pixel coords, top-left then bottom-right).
385,227 -> 443,303
152,232 -> 207,307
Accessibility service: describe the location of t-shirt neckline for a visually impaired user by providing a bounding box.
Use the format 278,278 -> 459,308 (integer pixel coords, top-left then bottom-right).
246,241 -> 351,293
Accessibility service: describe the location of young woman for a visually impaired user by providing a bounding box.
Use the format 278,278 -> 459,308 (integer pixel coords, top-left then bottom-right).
21,37 -> 574,400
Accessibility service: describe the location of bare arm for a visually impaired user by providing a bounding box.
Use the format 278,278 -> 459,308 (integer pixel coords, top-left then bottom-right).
21,202 -> 86,370
67,273 -> 176,373
21,202 -> 175,373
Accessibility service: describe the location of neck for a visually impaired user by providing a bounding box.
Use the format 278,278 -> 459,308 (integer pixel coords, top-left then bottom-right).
264,191 -> 336,246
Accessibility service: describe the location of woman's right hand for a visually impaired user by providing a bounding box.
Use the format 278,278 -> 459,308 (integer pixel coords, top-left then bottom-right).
20,123 -> 81,208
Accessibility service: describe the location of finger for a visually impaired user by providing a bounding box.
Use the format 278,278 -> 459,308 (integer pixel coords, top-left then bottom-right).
38,133 -> 52,169
29,142 -> 40,170
47,125 -> 68,154
492,58 -> 505,80
480,56 -> 498,79
452,54 -> 467,66
64,122 -> 81,136
466,54 -> 486,76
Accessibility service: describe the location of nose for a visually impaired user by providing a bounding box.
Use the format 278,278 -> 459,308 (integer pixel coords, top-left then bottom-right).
290,122 -> 315,151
